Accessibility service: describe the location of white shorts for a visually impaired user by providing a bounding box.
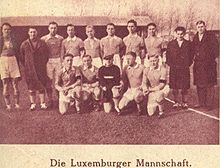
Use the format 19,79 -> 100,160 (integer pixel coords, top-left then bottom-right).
122,55 -> 142,68
59,86 -> 81,103
47,58 -> 61,80
123,87 -> 143,101
147,85 -> 170,115
72,56 -> 82,67
92,57 -> 103,68
0,56 -> 21,79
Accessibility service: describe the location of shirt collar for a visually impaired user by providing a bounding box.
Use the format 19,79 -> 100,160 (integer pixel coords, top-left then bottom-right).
63,67 -> 74,73
150,65 -> 161,71
67,36 -> 77,42
86,37 -> 98,42
128,63 -> 139,69
46,34 -> 60,40
83,65 -> 95,72
106,35 -> 117,39
128,33 -> 138,38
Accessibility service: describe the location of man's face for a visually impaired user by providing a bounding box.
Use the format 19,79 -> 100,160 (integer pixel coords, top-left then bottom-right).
104,58 -> 113,67
2,25 -> 12,37
86,27 -> 95,38
176,30 -> 185,41
80,50 -> 86,57
67,26 -> 75,37
149,56 -> 159,68
148,25 -> 156,36
127,22 -> 136,34
83,56 -> 92,67
106,25 -> 115,36
48,24 -> 57,36
63,56 -> 73,69
126,54 -> 136,66
196,23 -> 206,34
28,28 -> 38,40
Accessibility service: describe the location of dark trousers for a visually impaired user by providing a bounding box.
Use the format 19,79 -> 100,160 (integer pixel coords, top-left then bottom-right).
197,86 -> 215,107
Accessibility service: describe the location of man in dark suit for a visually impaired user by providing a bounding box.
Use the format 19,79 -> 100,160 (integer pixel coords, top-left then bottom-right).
192,20 -> 219,110
166,26 -> 194,109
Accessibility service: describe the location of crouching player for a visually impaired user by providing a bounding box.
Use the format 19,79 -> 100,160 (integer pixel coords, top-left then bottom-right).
55,54 -> 81,114
79,54 -> 101,111
118,51 -> 145,115
142,54 -> 170,118
98,54 -> 123,113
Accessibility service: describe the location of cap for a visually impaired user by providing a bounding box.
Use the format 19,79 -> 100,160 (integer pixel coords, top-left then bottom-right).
103,54 -> 114,60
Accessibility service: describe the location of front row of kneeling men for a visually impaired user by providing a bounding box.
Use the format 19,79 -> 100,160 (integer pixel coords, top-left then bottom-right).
57,51 -> 169,117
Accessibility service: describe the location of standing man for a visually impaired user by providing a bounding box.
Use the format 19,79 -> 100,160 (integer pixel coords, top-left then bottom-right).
20,27 -> 49,110
119,51 -> 145,115
41,21 -> 63,108
61,24 -> 84,67
166,27 -> 194,108
144,23 -> 163,67
123,19 -> 145,67
79,54 -> 101,111
192,20 -> 219,110
0,23 -> 21,110
100,23 -> 125,71
84,25 -> 102,68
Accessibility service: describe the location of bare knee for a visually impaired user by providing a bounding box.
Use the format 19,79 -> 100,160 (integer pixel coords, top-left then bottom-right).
59,101 -> 69,115
103,102 -> 112,113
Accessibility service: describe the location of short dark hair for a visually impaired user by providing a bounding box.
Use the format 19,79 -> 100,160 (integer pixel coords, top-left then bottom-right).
86,25 -> 94,30
147,23 -> 157,29
196,20 -> 206,26
28,26 -> 37,31
148,53 -> 159,59
66,24 -> 74,28
1,22 -> 12,29
82,54 -> 92,59
106,23 -> 115,28
126,51 -> 136,58
63,53 -> 74,59
49,21 -> 58,27
174,26 -> 186,33
79,47 -> 86,52
127,19 -> 137,27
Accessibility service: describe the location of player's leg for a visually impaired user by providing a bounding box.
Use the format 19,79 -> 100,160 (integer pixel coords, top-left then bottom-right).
103,102 -> 112,113
2,78 -> 11,110
181,89 -> 188,109
46,60 -> 54,108
112,86 -> 121,113
29,90 -> 37,111
72,86 -> 82,113
134,90 -> 145,115
92,86 -> 102,111
11,78 -> 20,109
172,89 -> 180,108
206,86 -> 215,110
38,89 -> 47,110
59,100 -> 69,115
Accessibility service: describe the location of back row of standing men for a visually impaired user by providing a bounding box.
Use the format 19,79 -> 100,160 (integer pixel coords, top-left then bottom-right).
0,19 -> 219,116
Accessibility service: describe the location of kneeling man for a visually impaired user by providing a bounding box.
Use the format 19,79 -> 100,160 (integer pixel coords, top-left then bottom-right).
98,54 -> 123,113
79,54 -> 101,111
119,51 -> 145,115
142,54 -> 170,118
55,54 -> 81,114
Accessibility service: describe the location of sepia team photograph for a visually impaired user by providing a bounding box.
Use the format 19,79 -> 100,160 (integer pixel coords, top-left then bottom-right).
0,0 -> 219,145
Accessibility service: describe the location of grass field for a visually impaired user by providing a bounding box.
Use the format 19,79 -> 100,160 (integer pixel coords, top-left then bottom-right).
0,76 -> 219,144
